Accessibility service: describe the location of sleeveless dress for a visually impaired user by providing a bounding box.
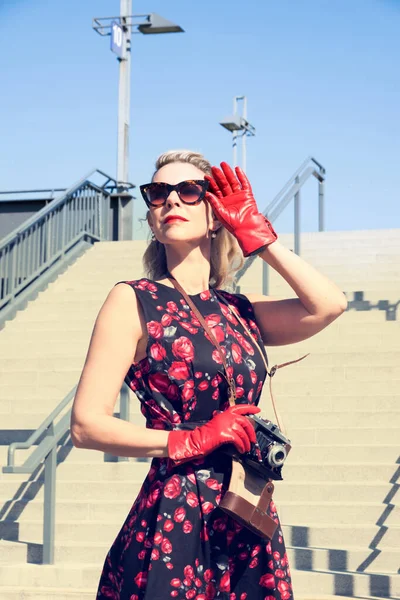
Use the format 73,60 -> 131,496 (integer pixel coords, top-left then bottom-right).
96,278 -> 293,600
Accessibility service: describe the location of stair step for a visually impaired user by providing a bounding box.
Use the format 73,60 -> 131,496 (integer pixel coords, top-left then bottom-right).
0,479 -> 393,504
1,520 -> 399,552
4,498 -> 398,527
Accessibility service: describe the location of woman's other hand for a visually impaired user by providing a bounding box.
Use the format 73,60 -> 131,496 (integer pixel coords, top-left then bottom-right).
205,162 -> 277,256
168,404 -> 261,464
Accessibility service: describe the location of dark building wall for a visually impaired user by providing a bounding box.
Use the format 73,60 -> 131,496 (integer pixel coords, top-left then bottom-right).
0,201 -> 46,240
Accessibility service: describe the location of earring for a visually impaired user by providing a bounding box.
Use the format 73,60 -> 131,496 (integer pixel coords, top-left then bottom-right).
211,230 -> 217,239
151,232 -> 156,241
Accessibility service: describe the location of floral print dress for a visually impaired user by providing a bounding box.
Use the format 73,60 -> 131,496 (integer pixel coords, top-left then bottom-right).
96,279 -> 293,600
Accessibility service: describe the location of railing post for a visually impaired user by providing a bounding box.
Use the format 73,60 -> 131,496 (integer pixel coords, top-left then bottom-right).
318,180 -> 325,232
43,432 -> 56,564
118,384 -> 130,462
294,176 -> 300,255
9,240 -> 17,301
262,260 -> 269,296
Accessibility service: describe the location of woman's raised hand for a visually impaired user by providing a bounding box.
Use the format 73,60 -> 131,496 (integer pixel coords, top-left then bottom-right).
205,162 -> 278,257
168,404 -> 261,465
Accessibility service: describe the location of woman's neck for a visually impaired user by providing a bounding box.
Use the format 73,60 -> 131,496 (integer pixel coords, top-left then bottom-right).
164,246 -> 211,295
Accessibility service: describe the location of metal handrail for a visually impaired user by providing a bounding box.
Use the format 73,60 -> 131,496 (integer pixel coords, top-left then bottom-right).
2,383 -> 131,564
235,156 -> 325,294
0,169 -> 119,321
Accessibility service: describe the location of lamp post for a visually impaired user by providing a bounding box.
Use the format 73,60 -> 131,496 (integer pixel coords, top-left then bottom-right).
220,96 -> 255,171
93,4 -> 184,240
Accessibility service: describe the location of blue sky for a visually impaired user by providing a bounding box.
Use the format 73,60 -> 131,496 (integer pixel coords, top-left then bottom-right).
1,0 -> 399,238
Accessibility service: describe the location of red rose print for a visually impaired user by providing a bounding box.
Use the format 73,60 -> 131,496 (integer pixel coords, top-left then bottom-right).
147,320 -> 164,339
219,571 -> 230,592
259,573 -> 275,588
186,492 -> 199,507
178,310 -> 188,318
201,501 -> 214,514
173,506 -> 186,523
153,532 -> 163,545
182,380 -> 195,401
181,321 -> 199,334
134,572 -> 148,589
240,594 -> 247,600
206,479 -> 221,491
212,349 -> 223,364
200,290 -> 211,300
164,475 -> 182,499
250,370 -> 257,384
161,313 -> 173,327
151,548 -> 160,560
187,473 -> 196,484
172,336 -> 195,362
220,303 -> 238,324
275,569 -> 285,579
184,565 -> 195,580
171,591 -> 179,597
161,537 -> 173,554
273,551 -> 281,561
195,371 -> 203,378
226,365 -> 234,379
236,373 -> 244,385
195,596 -> 206,600
138,550 -> 146,560
247,389 -> 254,402
194,578 -> 202,588
212,517 -> 227,532
213,326 -> 225,343
277,580 -> 290,593
168,361 -> 190,380
251,544 -> 261,557
150,342 -> 166,361
166,562 -> 174,570
183,520 -> 193,533
129,379 -> 139,391
239,551 -> 248,560
198,380 -> 209,391
163,519 -> 175,532
186,590 -> 196,599
249,557 -> 258,568
204,568 -> 213,583
231,343 -> 242,364
205,314 -> 221,328
146,482 -> 162,508
136,531 -> 145,542
235,387 -> 244,398
167,301 -> 179,313
268,560 -> 274,570
171,578 -> 182,588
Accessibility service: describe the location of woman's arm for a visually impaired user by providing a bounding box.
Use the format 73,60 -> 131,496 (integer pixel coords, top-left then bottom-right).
70,283 -> 169,458
245,241 -> 348,346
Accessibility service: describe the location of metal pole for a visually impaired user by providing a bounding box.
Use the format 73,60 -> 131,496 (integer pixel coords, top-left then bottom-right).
318,180 -> 325,231
294,176 -> 300,255
242,96 -> 247,172
117,0 -> 132,189
232,131 -> 238,167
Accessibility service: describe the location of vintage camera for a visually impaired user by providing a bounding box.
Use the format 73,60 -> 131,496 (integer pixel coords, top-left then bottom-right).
223,415 -> 291,481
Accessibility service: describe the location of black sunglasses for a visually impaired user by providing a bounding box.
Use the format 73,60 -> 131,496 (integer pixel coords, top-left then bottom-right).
140,180 -> 209,208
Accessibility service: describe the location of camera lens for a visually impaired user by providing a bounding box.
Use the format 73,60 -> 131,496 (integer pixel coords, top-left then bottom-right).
267,443 -> 287,468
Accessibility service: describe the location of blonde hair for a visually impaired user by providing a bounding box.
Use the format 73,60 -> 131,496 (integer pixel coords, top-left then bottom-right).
143,150 -> 243,289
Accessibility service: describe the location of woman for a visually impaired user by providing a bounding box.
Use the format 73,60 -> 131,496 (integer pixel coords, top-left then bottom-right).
70,150 -> 347,600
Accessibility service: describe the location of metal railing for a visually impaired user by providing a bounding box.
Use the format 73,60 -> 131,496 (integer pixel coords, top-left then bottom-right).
2,383 -> 131,564
235,156 -> 326,294
0,169 -> 119,325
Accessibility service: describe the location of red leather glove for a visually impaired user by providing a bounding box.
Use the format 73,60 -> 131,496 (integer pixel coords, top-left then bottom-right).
168,404 -> 261,465
205,162 -> 277,257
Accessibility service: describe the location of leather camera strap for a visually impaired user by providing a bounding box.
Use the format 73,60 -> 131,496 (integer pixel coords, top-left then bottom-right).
167,277 -> 308,433
167,277 -> 237,405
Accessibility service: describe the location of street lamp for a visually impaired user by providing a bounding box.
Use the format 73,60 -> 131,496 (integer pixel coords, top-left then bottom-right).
92,2 -> 183,241
93,3 -> 184,190
220,96 -> 255,172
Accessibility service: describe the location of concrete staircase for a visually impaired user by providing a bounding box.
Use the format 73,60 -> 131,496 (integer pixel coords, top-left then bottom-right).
0,229 -> 399,599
